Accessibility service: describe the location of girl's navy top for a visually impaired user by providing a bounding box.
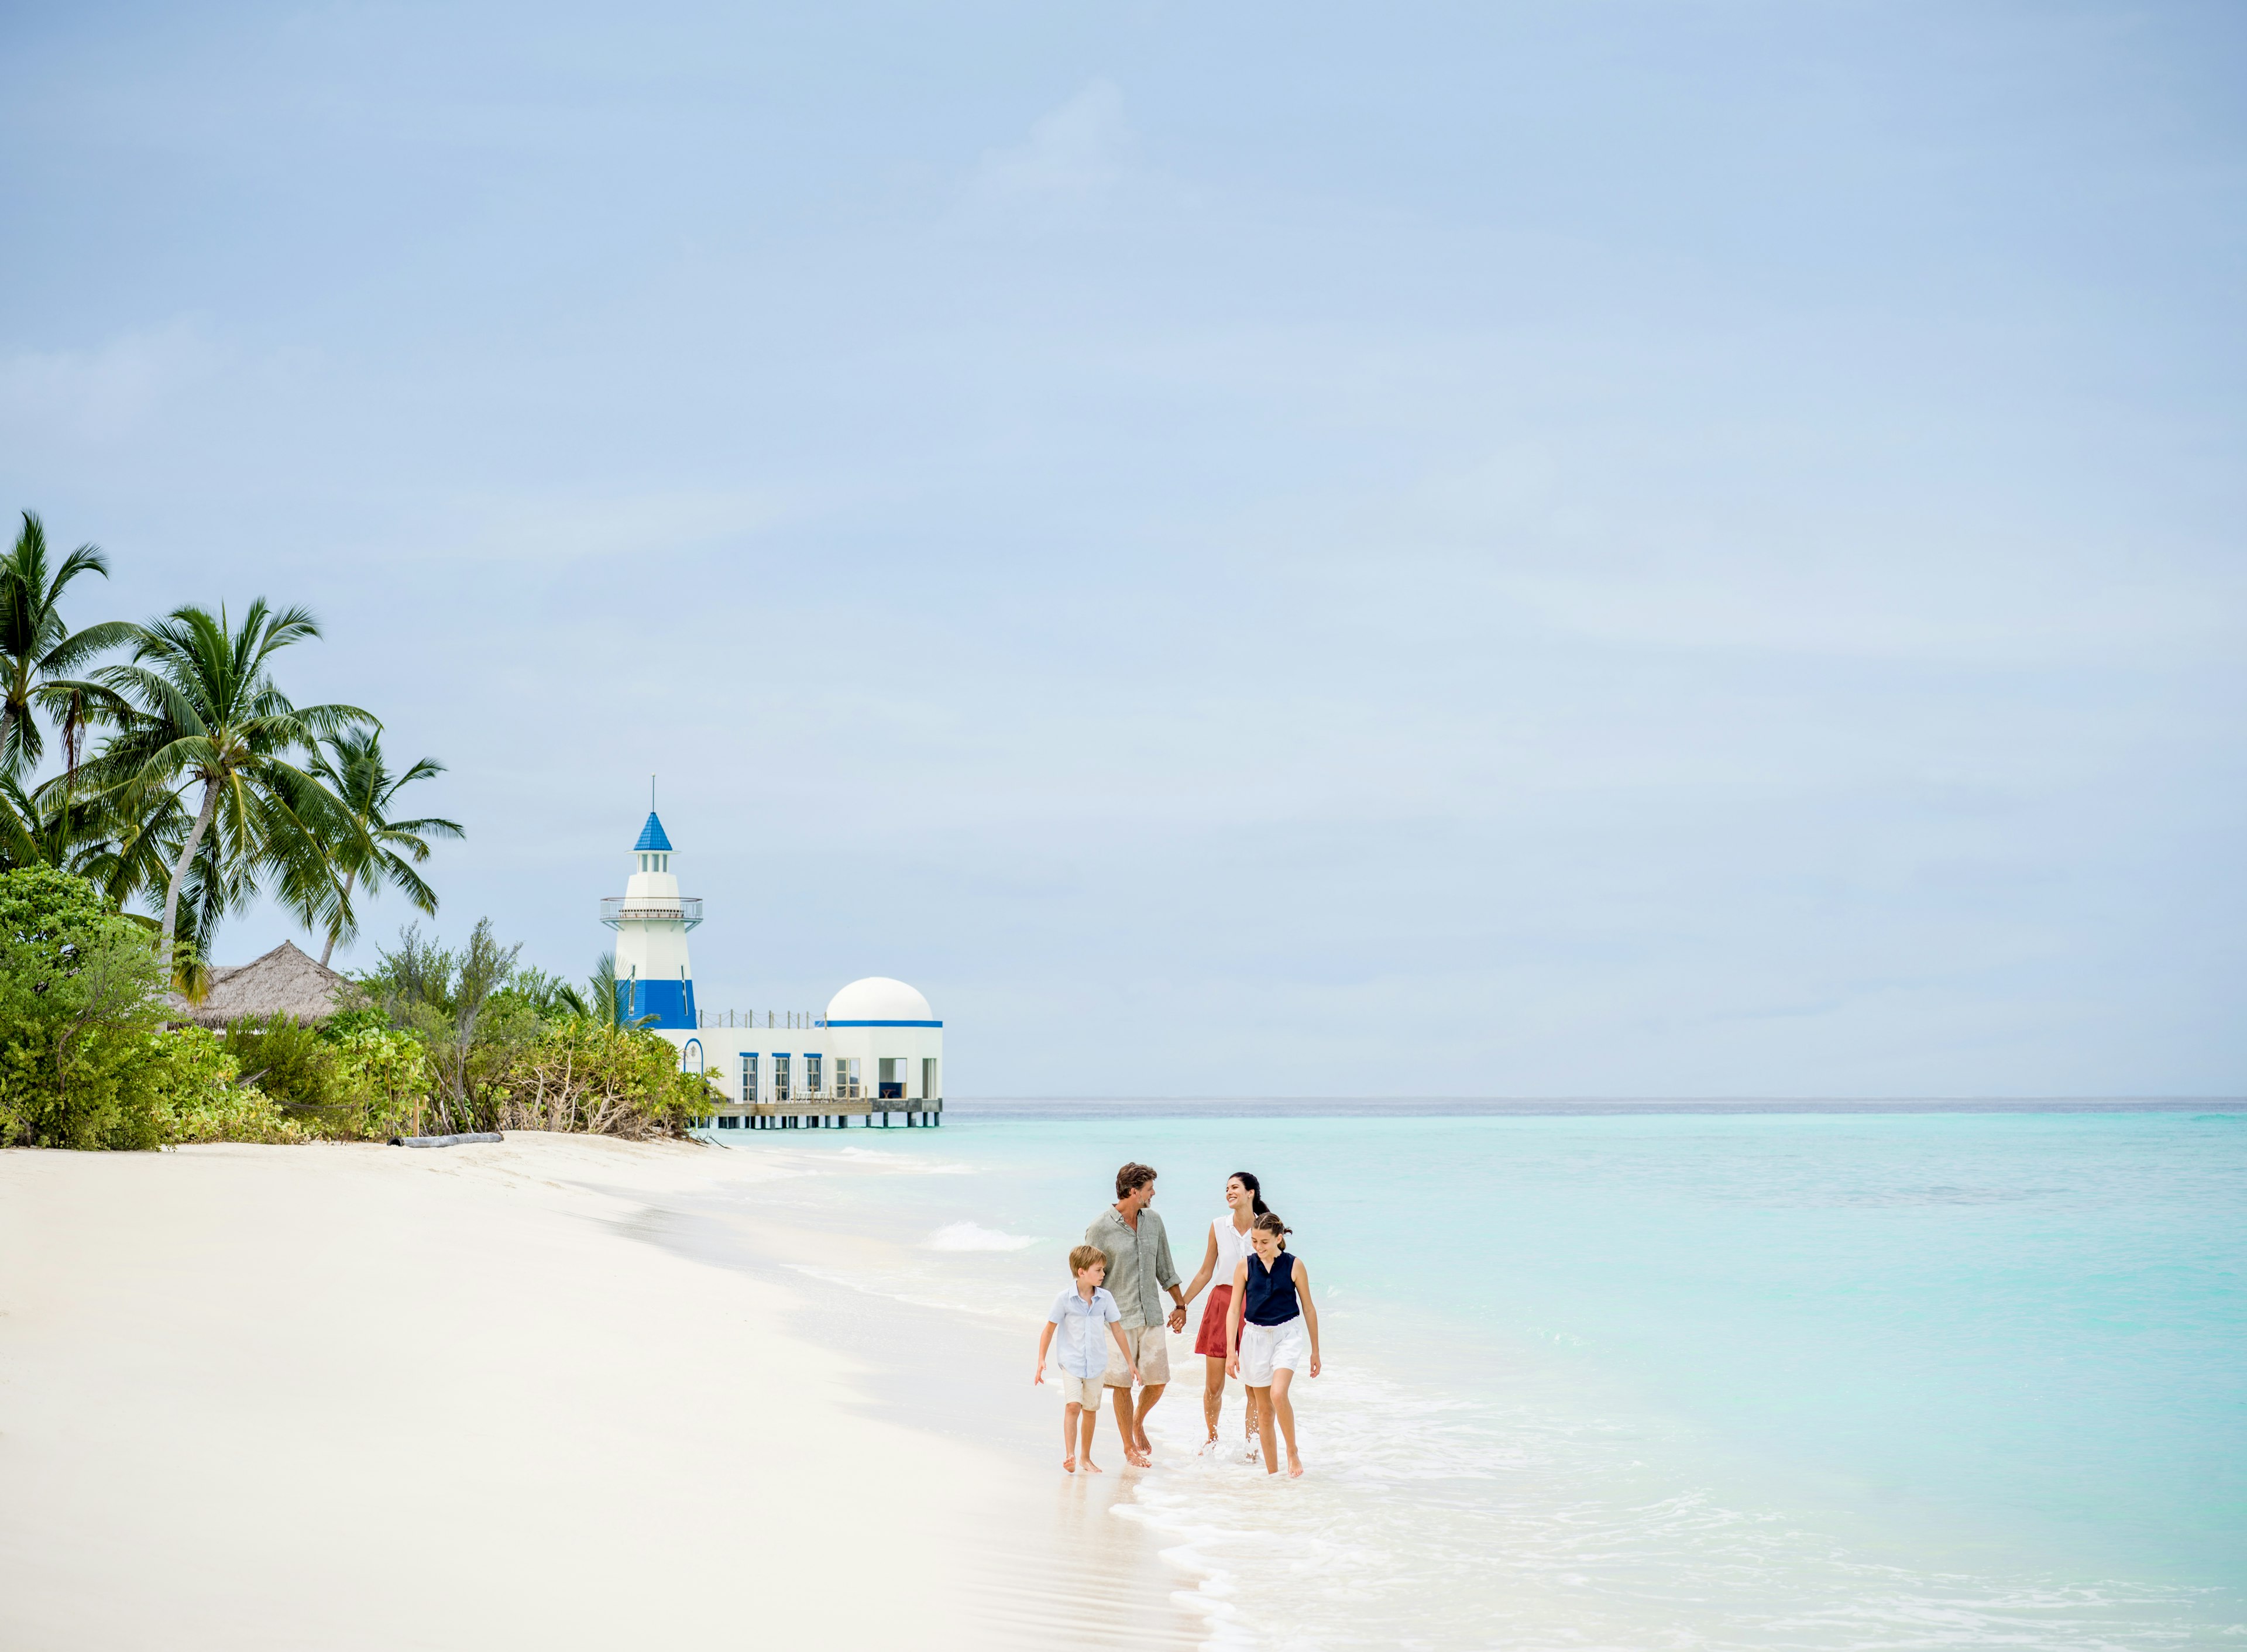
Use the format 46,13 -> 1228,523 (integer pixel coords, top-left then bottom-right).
1243,1250 -> 1301,1325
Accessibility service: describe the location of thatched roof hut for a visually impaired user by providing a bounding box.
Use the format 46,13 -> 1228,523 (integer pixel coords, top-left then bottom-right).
166,940 -> 364,1029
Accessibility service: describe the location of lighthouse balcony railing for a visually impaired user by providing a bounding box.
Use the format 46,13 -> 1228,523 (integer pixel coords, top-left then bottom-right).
600,896 -> 703,929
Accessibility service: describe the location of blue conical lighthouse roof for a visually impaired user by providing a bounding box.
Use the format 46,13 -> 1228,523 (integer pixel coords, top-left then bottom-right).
633,812 -> 673,852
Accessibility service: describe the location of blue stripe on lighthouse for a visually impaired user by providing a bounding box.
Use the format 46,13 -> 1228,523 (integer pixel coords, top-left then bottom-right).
616,977 -> 697,1030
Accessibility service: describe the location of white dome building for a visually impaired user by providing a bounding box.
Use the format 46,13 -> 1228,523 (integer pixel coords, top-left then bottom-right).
822,978 -> 943,1110
662,967 -> 945,1133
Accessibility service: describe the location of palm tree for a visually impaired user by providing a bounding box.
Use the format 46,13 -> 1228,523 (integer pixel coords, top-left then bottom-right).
586,950 -> 654,1029
0,768 -> 116,874
304,727 -> 463,967
0,512 -> 135,781
87,600 -> 374,970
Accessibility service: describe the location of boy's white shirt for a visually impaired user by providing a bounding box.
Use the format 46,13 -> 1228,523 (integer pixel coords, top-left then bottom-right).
1047,1283 -> 1122,1379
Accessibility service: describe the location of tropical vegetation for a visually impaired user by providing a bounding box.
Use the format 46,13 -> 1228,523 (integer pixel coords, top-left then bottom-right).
0,507 -> 713,1150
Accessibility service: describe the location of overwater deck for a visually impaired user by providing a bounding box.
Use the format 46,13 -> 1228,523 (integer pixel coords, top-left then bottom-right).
716,1099 -> 944,1131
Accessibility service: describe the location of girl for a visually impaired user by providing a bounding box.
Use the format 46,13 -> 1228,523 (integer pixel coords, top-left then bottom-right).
1226,1210 -> 1322,1478
1180,1172 -> 1267,1457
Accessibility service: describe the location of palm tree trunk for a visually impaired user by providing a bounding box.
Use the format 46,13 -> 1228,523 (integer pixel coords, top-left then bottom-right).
318,868 -> 358,969
159,779 -> 221,966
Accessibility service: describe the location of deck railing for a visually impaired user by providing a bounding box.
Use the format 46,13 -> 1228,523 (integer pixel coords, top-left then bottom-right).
599,896 -> 704,928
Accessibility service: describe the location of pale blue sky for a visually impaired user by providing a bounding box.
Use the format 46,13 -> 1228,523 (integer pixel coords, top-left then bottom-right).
3,2 -> 2241,1095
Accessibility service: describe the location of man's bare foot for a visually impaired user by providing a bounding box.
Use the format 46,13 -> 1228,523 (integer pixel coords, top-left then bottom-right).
1125,1445 -> 1150,1467
1287,1453 -> 1304,1479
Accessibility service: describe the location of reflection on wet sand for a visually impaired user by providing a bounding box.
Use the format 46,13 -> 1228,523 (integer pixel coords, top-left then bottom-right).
594,1182 -> 1204,1649
956,1473 -> 1204,1650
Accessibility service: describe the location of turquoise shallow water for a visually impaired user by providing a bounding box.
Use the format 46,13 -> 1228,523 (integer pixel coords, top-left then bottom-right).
705,1107 -> 2246,1648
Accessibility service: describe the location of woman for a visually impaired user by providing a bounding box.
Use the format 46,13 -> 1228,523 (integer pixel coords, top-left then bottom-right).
1179,1171 -> 1267,1457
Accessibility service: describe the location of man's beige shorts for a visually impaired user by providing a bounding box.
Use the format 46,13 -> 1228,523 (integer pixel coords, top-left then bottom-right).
1103,1322 -> 1170,1389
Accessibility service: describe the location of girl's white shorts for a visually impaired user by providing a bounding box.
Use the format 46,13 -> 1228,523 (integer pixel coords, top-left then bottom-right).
1238,1315 -> 1307,1386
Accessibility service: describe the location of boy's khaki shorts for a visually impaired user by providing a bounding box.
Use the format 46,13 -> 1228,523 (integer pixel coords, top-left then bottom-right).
1054,1371 -> 1104,1408
1102,1323 -> 1170,1389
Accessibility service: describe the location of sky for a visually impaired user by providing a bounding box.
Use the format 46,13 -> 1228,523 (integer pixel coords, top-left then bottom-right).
2,1 -> 2242,1097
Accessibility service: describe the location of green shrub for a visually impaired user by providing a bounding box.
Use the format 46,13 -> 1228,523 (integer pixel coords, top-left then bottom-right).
0,864 -> 110,953
327,1024 -> 434,1139
0,870 -> 171,1149
490,1018 -> 707,1139
317,1004 -> 394,1044
146,1026 -> 300,1145
224,1012 -> 342,1128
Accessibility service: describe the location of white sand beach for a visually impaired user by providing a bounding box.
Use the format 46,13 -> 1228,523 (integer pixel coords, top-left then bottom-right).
0,1135 -> 1182,1651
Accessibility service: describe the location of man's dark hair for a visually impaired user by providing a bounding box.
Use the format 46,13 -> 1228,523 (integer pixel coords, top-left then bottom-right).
1115,1162 -> 1157,1200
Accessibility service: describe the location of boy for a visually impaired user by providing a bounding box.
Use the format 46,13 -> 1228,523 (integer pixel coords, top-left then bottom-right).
1035,1244 -> 1141,1473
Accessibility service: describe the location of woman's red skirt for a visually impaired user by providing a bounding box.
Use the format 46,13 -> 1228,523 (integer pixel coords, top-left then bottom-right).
1194,1284 -> 1240,1358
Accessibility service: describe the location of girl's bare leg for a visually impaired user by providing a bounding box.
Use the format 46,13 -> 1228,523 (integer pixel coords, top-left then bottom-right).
1250,1385 -> 1279,1475
1202,1355 -> 1226,1442
1270,1369 -> 1302,1476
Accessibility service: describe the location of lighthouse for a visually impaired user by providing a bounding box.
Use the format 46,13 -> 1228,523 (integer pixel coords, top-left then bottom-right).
600,811 -> 702,1029
595,794 -> 944,1129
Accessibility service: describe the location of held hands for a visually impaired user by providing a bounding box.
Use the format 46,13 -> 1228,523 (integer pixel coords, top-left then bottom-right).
1167,1305 -> 1188,1333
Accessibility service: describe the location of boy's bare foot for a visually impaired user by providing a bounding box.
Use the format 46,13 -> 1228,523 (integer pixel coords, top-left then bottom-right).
1287,1453 -> 1304,1479
1081,1458 -> 1104,1474
1062,1455 -> 1077,1473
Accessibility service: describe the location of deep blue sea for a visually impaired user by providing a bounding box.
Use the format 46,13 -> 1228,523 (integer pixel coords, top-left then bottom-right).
699,1104 -> 2246,1649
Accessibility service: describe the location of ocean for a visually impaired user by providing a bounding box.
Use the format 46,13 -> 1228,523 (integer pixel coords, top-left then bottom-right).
677,1104 -> 2246,1650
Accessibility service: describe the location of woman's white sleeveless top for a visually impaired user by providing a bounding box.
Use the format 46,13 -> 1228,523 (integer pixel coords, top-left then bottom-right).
1213,1216 -> 1255,1277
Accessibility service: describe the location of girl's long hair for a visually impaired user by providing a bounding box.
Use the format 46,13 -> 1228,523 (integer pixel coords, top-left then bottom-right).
1230,1170 -> 1270,1218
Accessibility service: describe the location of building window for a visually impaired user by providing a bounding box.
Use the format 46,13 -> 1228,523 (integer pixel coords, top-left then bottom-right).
805,1054 -> 824,1096
773,1055 -> 792,1103
683,1038 -> 703,1076
740,1053 -> 758,1104
837,1057 -> 861,1100
922,1057 -> 939,1100
716,1115 -> 737,1129
879,1057 -> 904,1100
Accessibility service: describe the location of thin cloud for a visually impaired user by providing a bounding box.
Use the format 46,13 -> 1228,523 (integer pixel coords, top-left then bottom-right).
970,80 -> 1131,202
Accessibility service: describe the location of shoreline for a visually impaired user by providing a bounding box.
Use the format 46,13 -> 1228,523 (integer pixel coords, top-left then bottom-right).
947,1096 -> 2247,1116
0,1135 -> 1198,1651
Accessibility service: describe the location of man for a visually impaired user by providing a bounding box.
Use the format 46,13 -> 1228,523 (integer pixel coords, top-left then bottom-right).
1084,1161 -> 1187,1466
